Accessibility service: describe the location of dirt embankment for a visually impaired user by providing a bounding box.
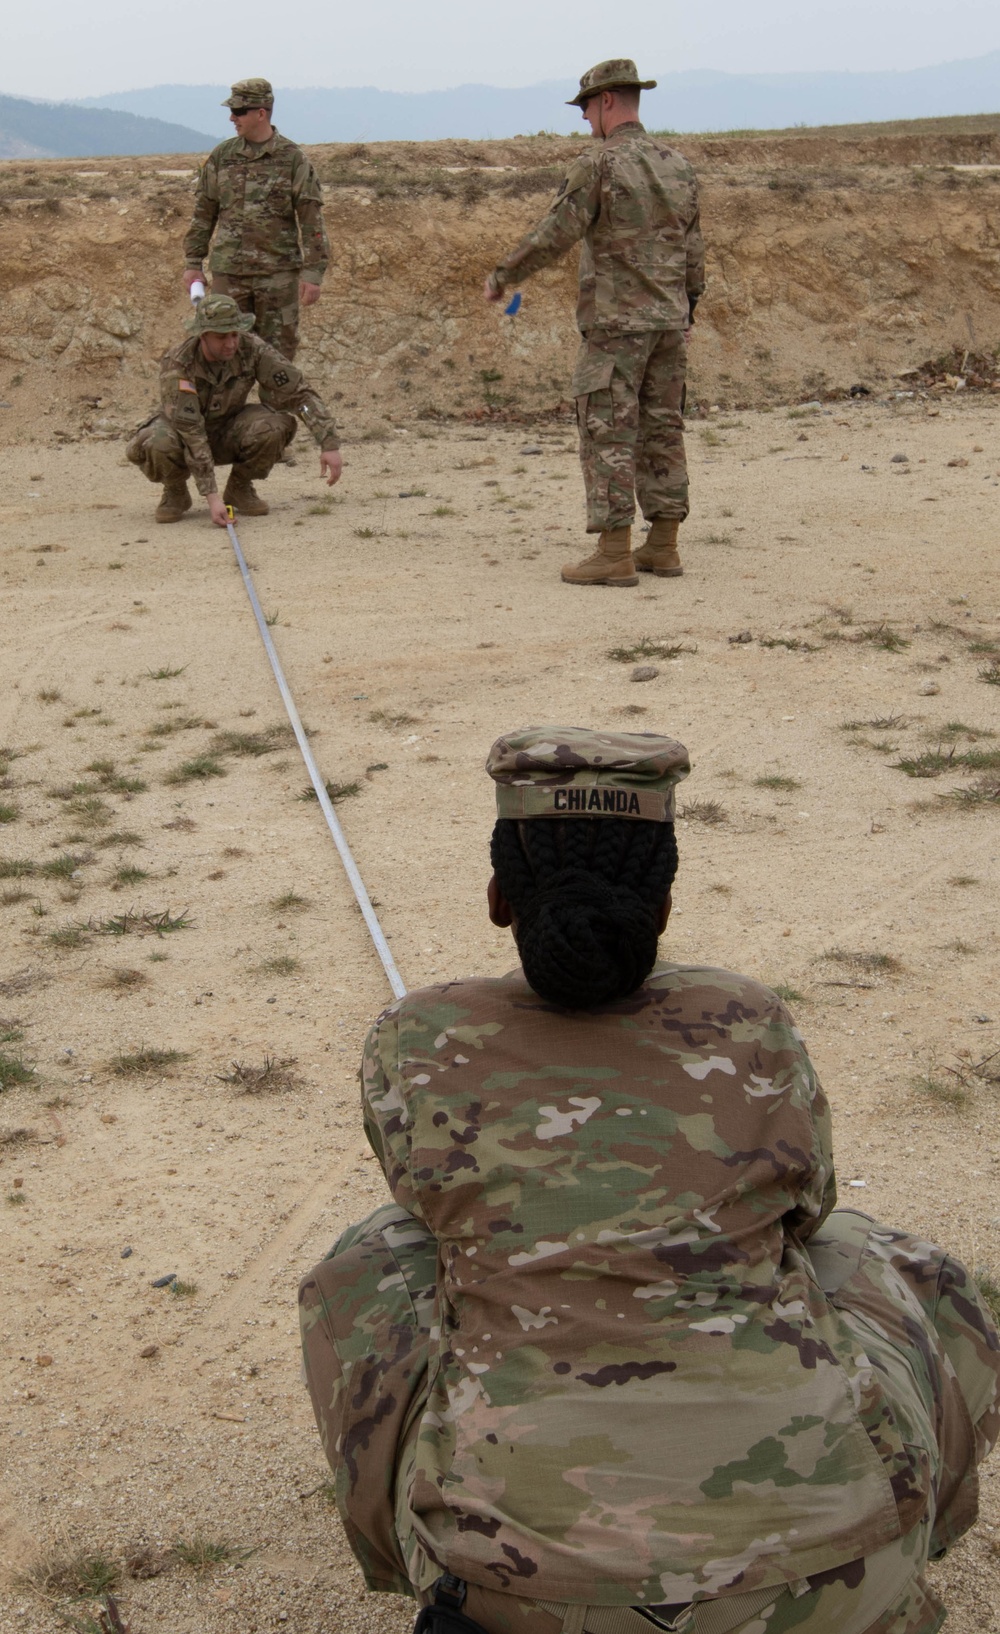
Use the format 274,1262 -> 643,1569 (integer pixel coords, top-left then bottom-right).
1,126 -> 999,442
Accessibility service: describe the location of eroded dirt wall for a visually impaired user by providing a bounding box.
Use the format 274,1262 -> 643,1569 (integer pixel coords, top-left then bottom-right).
1,133 -> 999,442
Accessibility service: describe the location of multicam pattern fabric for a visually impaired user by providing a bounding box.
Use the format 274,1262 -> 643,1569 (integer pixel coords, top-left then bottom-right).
490,124 -> 704,336
573,328 -> 689,529
222,77 -> 274,108
132,332 -> 338,496
183,130 -> 329,282
210,270 -> 303,359
566,58 -> 657,106
299,963 -> 1000,1608
486,726 -> 690,822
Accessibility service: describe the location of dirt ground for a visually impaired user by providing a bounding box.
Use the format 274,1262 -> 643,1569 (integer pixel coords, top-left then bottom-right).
1,391 -> 999,1633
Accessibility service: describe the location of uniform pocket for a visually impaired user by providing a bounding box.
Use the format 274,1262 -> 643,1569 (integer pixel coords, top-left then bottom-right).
570,347 -> 616,398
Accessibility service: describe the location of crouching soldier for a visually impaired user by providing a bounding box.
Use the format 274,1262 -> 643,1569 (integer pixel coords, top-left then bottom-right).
126,294 -> 341,525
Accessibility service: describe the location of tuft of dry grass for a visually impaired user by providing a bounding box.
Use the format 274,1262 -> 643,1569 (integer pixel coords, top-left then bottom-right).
607,637 -> 695,663
821,948 -> 902,974
17,1546 -> 121,1599
113,1046 -> 190,1076
211,724 -> 293,758
100,967 -> 150,992
219,1055 -> 299,1094
678,799 -> 727,825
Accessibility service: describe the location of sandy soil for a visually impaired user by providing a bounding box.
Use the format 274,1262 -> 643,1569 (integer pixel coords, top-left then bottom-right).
1,393 -> 999,1632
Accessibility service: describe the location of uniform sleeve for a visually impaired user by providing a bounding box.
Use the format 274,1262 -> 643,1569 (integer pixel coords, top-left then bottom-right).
183,153 -> 221,270
787,1033 -> 837,1241
489,152 -> 602,291
254,341 -> 340,450
291,150 -> 329,284
361,1007 -> 425,1223
685,181 -> 706,307
159,355 -> 217,496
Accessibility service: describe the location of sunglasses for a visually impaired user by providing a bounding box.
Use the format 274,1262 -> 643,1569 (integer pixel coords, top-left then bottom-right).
230,107 -> 256,117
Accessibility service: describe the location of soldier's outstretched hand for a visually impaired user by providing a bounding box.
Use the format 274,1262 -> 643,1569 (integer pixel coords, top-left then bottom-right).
183,269 -> 204,294
320,450 -> 343,486
207,494 -> 230,528
483,275 -> 503,303
299,281 -> 322,308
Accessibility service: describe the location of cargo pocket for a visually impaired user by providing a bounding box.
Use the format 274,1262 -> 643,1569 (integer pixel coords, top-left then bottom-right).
570,346 -> 616,399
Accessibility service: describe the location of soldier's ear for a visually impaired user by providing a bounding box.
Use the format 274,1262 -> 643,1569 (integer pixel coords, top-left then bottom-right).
657,891 -> 672,935
487,874 -> 514,929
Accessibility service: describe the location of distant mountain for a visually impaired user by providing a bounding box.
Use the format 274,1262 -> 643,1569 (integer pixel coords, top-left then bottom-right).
76,51 -> 1000,143
0,93 -> 214,159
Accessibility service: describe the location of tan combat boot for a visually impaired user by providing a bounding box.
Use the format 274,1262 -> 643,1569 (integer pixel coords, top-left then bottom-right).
634,518 -> 682,576
223,466 -> 269,516
561,526 -> 638,588
155,477 -> 192,524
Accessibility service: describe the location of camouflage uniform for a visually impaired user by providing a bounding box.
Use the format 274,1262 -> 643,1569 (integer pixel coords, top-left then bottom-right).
299,728 -> 999,1634
488,69 -> 704,533
183,80 -> 329,359
127,299 -> 339,498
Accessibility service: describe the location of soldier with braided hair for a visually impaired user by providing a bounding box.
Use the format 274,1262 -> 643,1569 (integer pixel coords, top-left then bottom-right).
299,727 -> 999,1634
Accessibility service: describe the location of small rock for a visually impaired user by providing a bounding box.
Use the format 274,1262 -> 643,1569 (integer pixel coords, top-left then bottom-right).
151,1273 -> 177,1288
121,1246 -> 133,1258
139,1344 -> 159,1360
630,665 -> 660,683
101,1112 -> 117,1124
848,1180 -> 867,1189
519,444 -> 543,455
918,680 -> 940,696
848,383 -> 871,397
890,453 -> 909,463
973,1014 -> 992,1024
36,1354 -> 54,1368
728,630 -> 752,644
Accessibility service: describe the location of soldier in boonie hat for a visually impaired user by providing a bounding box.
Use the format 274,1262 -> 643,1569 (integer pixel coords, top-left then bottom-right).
221,77 -> 274,109
566,57 -> 657,106
487,724 -> 689,822
186,293 -> 256,336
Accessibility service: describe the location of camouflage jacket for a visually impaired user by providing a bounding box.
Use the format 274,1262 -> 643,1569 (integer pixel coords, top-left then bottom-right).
362,964 -> 921,1604
157,333 -> 339,496
183,130 -> 329,282
490,124 -> 704,335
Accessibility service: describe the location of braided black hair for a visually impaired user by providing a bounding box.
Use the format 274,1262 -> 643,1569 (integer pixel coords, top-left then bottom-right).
490,816 -> 678,1011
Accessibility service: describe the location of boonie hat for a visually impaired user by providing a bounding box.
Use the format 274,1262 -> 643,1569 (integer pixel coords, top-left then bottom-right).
187,294 -> 255,336
567,58 -> 657,107
487,726 -> 689,823
222,77 -> 274,110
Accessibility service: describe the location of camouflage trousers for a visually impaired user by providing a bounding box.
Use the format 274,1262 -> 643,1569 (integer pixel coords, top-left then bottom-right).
572,328 -> 689,533
211,271 -> 301,359
298,1206 -> 999,1634
126,404 -> 297,484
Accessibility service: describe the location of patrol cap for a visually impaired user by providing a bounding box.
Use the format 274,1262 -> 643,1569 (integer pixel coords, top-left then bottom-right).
187,293 -> 255,336
222,77 -> 274,110
487,726 -> 689,823
567,58 -> 657,107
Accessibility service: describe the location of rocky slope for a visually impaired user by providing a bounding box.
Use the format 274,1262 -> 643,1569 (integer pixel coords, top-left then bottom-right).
1,126 -> 999,443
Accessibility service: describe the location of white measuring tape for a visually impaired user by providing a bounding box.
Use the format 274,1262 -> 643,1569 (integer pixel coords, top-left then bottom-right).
225,510 -> 406,1000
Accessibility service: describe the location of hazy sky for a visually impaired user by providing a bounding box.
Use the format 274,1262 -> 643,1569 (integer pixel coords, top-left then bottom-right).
6,0 -> 1000,101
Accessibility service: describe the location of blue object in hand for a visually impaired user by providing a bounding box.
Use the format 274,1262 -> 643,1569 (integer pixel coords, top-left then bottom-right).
504,292 -> 522,316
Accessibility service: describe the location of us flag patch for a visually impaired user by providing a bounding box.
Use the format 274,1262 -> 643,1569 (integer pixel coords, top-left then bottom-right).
178,379 -> 197,393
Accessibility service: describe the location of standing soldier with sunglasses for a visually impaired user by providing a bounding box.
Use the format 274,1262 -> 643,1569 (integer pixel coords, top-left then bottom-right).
182,77 -> 329,361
